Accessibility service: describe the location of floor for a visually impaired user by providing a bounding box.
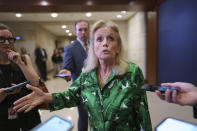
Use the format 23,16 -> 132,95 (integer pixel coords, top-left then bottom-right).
40,75 -> 79,131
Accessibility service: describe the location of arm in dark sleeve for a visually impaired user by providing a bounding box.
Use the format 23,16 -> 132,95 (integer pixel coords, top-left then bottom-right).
63,46 -> 74,72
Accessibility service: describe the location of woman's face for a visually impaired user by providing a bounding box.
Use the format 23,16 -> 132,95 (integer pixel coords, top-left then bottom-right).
94,27 -> 120,62
0,29 -> 14,54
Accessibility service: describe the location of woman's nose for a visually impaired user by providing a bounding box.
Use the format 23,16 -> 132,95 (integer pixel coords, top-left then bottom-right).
102,38 -> 108,46
4,39 -> 10,45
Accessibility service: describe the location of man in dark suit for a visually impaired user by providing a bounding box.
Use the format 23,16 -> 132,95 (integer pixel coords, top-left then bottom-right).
34,44 -> 48,81
59,20 -> 89,131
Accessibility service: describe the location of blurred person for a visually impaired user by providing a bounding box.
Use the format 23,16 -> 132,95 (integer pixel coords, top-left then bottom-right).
51,49 -> 62,77
34,43 -> 48,81
0,23 -> 41,131
59,20 -> 90,131
14,20 -> 152,131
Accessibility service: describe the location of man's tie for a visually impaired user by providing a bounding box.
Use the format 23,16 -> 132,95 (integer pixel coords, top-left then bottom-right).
84,43 -> 88,52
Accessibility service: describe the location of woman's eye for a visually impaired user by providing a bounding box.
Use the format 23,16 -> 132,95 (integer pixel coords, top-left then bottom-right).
108,36 -> 114,42
96,37 -> 102,42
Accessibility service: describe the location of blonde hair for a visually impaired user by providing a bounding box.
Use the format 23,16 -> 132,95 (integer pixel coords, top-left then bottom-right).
82,20 -> 128,75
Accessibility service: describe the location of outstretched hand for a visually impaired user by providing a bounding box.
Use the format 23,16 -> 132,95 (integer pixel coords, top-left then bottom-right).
13,84 -> 46,113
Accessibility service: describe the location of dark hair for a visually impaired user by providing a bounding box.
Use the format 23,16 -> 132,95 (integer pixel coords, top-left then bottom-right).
75,20 -> 89,30
0,23 -> 14,37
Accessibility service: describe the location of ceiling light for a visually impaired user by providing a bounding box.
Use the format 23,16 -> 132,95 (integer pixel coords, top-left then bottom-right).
86,0 -> 93,6
16,13 -> 22,18
65,30 -> 70,33
40,1 -> 49,6
51,13 -> 58,18
68,33 -> 72,36
86,12 -> 92,17
116,14 -> 122,19
61,25 -> 67,29
121,11 -> 127,14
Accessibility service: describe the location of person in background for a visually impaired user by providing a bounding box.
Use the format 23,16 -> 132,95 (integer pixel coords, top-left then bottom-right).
34,43 -> 48,81
59,20 -> 90,131
0,23 -> 41,131
156,82 -> 197,118
51,49 -> 62,77
13,20 -> 152,131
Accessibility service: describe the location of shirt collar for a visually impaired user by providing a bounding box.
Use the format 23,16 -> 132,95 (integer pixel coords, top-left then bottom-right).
77,38 -> 88,47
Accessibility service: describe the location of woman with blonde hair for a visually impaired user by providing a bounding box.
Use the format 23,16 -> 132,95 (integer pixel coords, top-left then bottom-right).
13,20 -> 152,131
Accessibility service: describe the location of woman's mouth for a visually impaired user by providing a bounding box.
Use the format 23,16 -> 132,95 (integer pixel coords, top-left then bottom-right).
3,47 -> 10,52
102,50 -> 110,54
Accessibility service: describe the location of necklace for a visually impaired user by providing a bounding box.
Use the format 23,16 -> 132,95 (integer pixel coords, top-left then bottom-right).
97,69 -> 111,89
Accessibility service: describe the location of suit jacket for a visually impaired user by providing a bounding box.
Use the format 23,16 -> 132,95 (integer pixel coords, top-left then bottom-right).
35,48 -> 47,64
63,40 -> 87,81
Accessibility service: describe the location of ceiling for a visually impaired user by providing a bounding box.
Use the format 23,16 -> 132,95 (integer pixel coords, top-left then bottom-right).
0,12 -> 135,37
0,0 -> 158,37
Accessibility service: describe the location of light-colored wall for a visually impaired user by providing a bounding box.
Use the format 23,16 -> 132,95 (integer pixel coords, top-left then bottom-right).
113,21 -> 128,59
127,12 -> 146,77
57,36 -> 70,48
36,24 -> 57,72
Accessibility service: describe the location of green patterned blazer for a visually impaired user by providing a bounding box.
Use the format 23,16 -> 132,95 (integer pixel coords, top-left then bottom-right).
49,62 -> 152,131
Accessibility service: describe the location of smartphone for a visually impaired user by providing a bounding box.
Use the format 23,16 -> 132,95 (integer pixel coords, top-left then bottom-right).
4,81 -> 30,93
56,73 -> 69,78
141,84 -> 180,93
156,117 -> 197,131
31,115 -> 73,131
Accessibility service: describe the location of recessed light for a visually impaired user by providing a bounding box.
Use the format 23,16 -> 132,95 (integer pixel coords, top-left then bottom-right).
65,30 -> 70,33
51,13 -> 58,18
86,0 -> 93,6
116,14 -> 122,19
68,33 -> 72,36
62,25 -> 67,29
16,13 -> 22,18
40,1 -> 49,6
121,11 -> 127,14
86,12 -> 92,17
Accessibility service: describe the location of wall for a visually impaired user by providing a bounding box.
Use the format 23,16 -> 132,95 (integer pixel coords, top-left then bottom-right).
36,24 -> 57,72
57,36 -> 70,48
113,20 -> 128,59
127,12 -> 146,77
